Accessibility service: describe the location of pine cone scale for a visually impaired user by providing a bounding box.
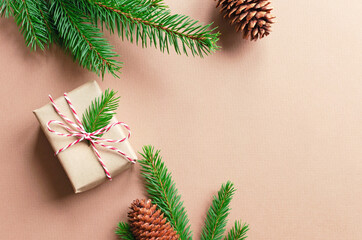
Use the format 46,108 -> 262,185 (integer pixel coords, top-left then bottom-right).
128,199 -> 179,240
216,0 -> 275,40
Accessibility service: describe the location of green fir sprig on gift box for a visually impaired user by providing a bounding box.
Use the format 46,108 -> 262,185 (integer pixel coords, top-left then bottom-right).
116,146 -> 249,240
0,0 -> 220,78
82,89 -> 120,133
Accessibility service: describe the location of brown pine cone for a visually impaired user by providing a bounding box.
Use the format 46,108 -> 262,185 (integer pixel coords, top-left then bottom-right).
216,0 -> 275,41
128,199 -> 179,240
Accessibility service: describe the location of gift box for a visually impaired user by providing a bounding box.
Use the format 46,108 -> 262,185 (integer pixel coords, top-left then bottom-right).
33,81 -> 137,193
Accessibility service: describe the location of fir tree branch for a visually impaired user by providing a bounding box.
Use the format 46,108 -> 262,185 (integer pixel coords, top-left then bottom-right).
82,89 -> 120,133
139,146 -> 193,240
201,181 -> 236,240
148,0 -> 167,9
224,221 -> 249,240
119,0 -> 168,10
11,0 -> 51,50
50,0 -> 122,78
34,0 -> 54,43
0,0 -> 13,17
116,222 -> 135,240
2,0 -> 219,77
86,0 -> 219,57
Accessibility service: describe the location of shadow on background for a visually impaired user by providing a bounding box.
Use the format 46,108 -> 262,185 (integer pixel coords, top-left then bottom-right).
0,17 -> 40,60
33,129 -> 74,199
0,16 -> 92,83
209,7 -> 251,53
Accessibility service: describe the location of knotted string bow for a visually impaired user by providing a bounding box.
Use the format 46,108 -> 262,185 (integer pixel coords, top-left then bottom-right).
47,93 -> 136,180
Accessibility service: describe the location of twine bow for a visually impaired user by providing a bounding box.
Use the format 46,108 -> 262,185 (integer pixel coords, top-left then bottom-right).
47,93 -> 136,180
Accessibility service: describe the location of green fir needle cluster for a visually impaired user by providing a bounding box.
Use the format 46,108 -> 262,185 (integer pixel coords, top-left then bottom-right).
82,89 -> 120,133
116,146 -> 249,240
201,181 -> 235,240
138,146 -> 193,240
116,222 -> 135,240
0,0 -> 220,78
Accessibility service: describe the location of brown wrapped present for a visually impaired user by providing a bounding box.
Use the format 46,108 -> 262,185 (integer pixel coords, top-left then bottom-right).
33,81 -> 137,193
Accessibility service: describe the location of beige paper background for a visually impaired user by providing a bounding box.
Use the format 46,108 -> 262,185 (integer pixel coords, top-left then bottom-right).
0,0 -> 361,239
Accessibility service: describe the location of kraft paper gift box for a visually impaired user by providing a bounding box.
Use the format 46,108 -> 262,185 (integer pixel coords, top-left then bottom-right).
33,81 -> 137,193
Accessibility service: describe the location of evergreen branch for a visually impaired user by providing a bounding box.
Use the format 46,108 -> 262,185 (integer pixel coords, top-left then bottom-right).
34,0 -> 53,44
148,0 -> 167,9
50,0 -> 122,78
82,89 -> 120,133
86,0 -> 219,57
139,146 -> 193,240
114,0 -> 168,10
224,221 -> 249,240
201,181 -> 236,240
0,0 -> 13,17
11,0 -> 51,50
116,222 -> 135,240
2,0 -> 219,77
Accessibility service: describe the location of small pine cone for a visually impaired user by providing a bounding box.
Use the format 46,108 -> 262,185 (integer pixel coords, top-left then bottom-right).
128,199 -> 179,240
216,0 -> 275,41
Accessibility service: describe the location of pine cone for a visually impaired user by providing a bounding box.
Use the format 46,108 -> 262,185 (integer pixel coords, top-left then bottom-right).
128,199 -> 179,240
216,0 -> 275,41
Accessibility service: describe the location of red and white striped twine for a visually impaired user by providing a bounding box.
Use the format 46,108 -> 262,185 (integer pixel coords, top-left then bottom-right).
47,93 -> 136,180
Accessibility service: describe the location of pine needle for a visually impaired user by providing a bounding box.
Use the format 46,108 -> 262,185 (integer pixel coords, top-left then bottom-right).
50,0 -> 122,78
201,181 -> 236,240
0,0 -> 12,17
139,146 -> 193,240
82,89 -> 120,133
148,0 -> 168,9
85,0 -> 220,57
11,0 -> 51,50
1,0 -> 219,77
224,220 -> 249,240
116,222 -> 135,240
